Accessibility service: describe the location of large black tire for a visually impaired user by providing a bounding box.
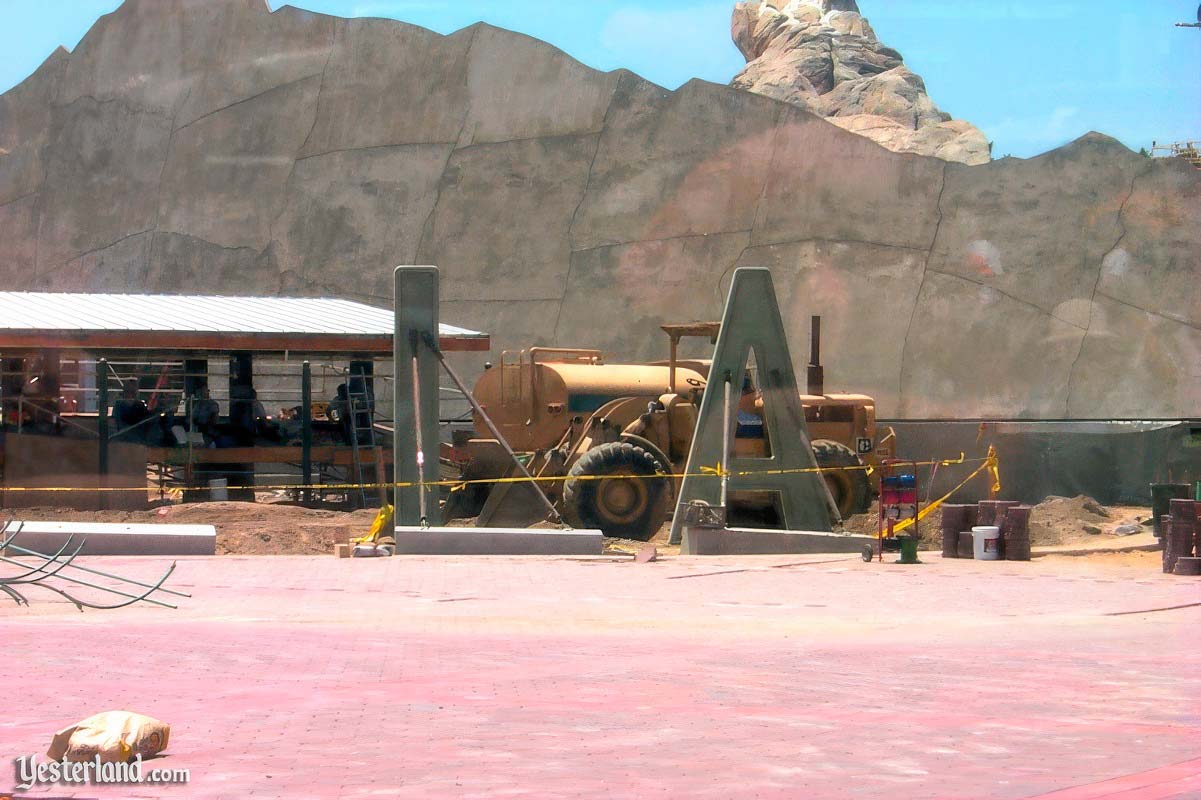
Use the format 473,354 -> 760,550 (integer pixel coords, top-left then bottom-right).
619,433 -> 676,503
812,439 -> 872,518
564,442 -> 669,540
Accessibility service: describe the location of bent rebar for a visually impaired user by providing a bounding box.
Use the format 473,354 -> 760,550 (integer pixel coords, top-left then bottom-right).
0,519 -> 182,611
0,534 -> 82,582
2,540 -> 191,598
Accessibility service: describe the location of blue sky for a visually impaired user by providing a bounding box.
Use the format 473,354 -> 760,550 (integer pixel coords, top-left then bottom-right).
1,0 -> 1198,158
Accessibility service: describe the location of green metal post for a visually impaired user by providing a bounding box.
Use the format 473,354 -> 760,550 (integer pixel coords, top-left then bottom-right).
301,361 -> 312,504
96,358 -> 109,474
96,358 -> 110,511
393,266 -> 441,525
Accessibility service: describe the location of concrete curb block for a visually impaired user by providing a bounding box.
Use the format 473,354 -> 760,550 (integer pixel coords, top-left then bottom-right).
393,527 -> 604,555
681,527 -> 875,556
1,521 -> 216,556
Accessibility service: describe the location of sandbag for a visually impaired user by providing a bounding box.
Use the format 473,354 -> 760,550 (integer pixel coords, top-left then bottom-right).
46,711 -> 170,764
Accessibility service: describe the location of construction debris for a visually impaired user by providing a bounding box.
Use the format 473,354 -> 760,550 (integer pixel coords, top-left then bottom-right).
47,711 -> 170,764
635,546 -> 659,564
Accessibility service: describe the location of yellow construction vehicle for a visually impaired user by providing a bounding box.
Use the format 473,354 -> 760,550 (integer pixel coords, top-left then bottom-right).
443,317 -> 896,538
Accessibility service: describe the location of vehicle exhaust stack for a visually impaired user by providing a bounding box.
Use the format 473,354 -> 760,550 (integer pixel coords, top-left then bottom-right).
807,315 -> 824,397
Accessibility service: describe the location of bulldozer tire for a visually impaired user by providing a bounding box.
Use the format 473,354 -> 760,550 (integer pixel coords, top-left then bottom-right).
813,439 -> 872,518
564,442 -> 668,540
618,433 -> 675,502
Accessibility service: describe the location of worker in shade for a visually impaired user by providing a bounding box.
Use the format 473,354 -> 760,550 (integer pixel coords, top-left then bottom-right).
189,382 -> 221,447
227,384 -> 283,445
328,379 -> 374,445
111,380 -> 150,441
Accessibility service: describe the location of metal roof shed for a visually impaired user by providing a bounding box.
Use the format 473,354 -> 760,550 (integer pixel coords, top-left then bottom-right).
0,292 -> 489,354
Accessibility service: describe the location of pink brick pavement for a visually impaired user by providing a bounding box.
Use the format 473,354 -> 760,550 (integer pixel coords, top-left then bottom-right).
1,552 -> 1198,799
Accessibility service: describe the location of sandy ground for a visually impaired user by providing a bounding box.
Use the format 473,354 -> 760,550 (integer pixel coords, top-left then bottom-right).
1,493 -> 1158,557
1037,547 -> 1162,569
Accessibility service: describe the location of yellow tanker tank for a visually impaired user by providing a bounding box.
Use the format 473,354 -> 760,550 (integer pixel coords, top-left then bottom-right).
471,348 -> 707,452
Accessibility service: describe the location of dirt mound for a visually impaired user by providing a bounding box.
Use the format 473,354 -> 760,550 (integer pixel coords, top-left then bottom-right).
1029,495 -> 1146,546
168,502 -> 378,555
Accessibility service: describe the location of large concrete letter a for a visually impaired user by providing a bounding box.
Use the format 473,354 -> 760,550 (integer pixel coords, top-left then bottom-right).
668,268 -> 835,544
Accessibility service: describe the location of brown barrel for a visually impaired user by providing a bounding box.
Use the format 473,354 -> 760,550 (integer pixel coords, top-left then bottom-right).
995,500 -> 1021,529
976,501 -> 999,527
1005,525 -> 1032,561
1162,515 -> 1177,573
1170,514 -> 1195,569
1174,557 -> 1201,577
994,501 -> 1022,558
957,531 -> 975,559
1168,499 -> 1196,559
1195,500 -> 1201,557
1002,505 -> 1032,561
941,504 -> 971,558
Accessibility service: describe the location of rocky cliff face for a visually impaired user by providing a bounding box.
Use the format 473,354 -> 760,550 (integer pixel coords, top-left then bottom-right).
0,0 -> 1197,419
731,0 -> 991,165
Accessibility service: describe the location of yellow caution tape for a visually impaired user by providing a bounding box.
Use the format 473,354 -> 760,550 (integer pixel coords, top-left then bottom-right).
884,449 -> 1000,534
0,453 -> 995,494
986,444 -> 1002,495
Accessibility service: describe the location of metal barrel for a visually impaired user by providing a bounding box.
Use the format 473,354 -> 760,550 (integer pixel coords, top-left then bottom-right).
940,504 -> 971,559
1001,505 -> 1032,562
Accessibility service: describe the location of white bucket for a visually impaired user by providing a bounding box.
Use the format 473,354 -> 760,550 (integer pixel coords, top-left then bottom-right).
208,478 -> 229,501
972,526 -> 1001,561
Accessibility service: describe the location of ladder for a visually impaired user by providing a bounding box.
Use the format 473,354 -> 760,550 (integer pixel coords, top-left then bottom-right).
346,370 -> 384,508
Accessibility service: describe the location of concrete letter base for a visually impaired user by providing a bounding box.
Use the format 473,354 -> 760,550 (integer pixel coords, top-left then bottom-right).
681,527 -> 875,556
393,527 -> 604,555
2,522 -> 216,556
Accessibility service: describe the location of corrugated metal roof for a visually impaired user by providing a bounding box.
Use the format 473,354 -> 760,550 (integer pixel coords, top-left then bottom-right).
0,292 -> 485,339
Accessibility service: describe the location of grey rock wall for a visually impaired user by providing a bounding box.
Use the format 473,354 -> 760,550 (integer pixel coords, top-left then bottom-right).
0,0 -> 1197,419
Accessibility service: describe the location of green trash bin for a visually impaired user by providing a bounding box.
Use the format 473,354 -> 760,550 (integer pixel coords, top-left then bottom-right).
897,534 -> 920,565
